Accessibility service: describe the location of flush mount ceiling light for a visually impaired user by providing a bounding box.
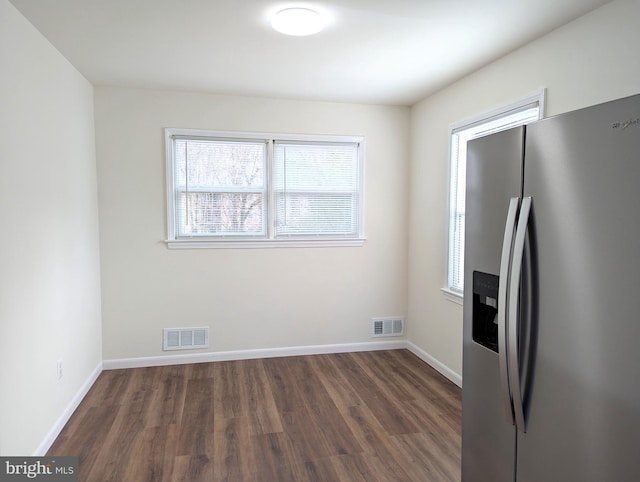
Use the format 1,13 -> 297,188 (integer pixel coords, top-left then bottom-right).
271,7 -> 325,36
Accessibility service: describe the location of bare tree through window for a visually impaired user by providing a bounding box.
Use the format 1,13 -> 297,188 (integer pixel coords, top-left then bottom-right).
175,139 -> 266,236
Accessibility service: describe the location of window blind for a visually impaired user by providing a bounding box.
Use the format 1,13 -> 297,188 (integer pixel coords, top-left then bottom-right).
273,141 -> 360,237
174,138 -> 266,236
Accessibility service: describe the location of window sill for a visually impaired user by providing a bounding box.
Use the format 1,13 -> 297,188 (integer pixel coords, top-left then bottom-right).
441,287 -> 463,305
165,238 -> 366,249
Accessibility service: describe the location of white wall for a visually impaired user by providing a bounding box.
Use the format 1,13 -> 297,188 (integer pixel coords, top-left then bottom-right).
0,0 -> 102,455
94,88 -> 410,360
408,0 -> 640,378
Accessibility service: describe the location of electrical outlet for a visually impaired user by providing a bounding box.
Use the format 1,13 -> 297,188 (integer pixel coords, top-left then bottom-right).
57,359 -> 63,380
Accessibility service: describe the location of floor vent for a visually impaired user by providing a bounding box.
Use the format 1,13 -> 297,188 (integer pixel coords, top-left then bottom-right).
163,327 -> 209,351
372,317 -> 404,337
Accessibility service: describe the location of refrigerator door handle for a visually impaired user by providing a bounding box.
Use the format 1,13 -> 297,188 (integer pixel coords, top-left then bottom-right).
498,197 -> 520,425
508,196 -> 532,433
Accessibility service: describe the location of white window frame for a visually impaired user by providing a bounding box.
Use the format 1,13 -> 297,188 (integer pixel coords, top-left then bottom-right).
165,128 -> 366,249
443,90 -> 546,303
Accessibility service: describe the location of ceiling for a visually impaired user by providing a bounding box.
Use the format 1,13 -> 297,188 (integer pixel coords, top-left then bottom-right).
10,0 -> 611,106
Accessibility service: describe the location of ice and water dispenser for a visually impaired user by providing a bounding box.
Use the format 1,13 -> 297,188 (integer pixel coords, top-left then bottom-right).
472,271 -> 500,353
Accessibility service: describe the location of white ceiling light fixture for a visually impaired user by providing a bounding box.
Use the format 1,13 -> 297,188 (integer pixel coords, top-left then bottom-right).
271,7 -> 326,36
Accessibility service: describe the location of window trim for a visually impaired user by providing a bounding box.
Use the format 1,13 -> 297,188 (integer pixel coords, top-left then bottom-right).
164,128 -> 366,249
443,89 -> 546,300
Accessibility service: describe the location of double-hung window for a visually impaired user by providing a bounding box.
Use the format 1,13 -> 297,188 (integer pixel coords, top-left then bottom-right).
165,129 -> 365,248
445,90 -> 545,300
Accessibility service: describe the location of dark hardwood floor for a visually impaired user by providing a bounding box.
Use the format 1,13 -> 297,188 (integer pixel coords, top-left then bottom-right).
48,349 -> 461,481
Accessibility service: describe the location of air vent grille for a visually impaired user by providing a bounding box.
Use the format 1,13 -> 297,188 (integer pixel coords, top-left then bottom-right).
163,327 -> 209,351
372,317 -> 404,337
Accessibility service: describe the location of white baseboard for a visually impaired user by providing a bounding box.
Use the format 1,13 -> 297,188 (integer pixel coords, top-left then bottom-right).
103,340 -> 463,388
406,341 -> 462,387
33,361 -> 103,456
102,340 -> 407,370
103,340 -> 462,387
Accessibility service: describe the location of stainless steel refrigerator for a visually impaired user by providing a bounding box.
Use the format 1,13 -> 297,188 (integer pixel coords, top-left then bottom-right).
462,94 -> 640,482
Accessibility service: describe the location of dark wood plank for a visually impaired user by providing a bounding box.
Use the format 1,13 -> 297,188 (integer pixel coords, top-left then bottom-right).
330,452 -> 412,482
294,456 -> 342,482
306,401 -> 364,457
350,350 -> 419,401
213,359 -> 283,435
212,416 -> 254,481
142,365 -> 188,428
241,359 -> 283,435
306,353 -> 364,408
390,349 -> 462,401
261,356 -> 309,413
279,407 -> 335,460
392,432 -> 461,482
335,403 -> 414,480
122,424 -> 178,482
247,432 -> 301,481
262,355 -> 336,412
86,399 -> 148,481
213,361 -> 244,419
329,352 -> 422,435
175,377 -> 216,456
47,404 -> 119,480
83,368 -> 131,406
171,454 -> 215,482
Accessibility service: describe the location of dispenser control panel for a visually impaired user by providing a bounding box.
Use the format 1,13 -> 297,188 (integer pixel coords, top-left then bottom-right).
472,271 -> 499,353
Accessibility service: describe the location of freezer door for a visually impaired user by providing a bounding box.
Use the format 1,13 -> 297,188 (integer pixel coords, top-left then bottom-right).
462,128 -> 523,482
517,94 -> 640,482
